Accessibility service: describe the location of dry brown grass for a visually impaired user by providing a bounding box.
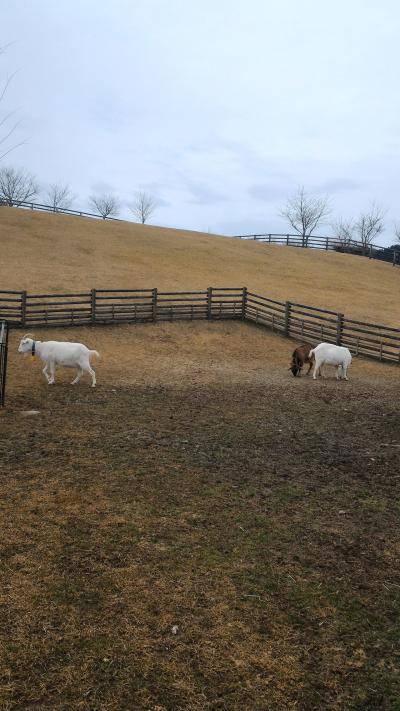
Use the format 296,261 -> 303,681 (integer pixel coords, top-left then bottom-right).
0,208 -> 398,325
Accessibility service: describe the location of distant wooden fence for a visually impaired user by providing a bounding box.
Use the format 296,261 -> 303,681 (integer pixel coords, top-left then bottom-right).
234,233 -> 400,266
1,287 -> 399,365
0,199 -> 121,221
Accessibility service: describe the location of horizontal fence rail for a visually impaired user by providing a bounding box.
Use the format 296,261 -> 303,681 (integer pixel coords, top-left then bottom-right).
1,287 -> 398,365
0,288 -> 245,328
234,233 -> 400,266
244,294 -> 400,364
0,199 -> 121,221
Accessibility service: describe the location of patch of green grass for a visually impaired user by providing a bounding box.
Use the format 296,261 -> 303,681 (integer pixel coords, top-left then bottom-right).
360,496 -> 388,513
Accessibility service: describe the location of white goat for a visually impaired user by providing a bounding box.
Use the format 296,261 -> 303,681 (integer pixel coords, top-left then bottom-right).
309,342 -> 352,381
18,334 -> 100,387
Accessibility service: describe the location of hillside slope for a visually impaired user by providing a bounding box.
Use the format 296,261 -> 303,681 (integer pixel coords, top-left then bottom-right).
0,208 -> 398,324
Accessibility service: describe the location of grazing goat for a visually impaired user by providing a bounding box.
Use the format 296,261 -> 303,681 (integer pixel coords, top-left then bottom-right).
18,334 -> 99,387
289,344 -> 315,377
309,342 -> 352,381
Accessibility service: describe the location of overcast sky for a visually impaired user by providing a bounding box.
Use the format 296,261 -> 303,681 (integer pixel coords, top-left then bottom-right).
2,1 -> 400,243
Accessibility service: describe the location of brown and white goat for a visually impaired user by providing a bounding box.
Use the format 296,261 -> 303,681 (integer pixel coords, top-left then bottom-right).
289,344 -> 315,377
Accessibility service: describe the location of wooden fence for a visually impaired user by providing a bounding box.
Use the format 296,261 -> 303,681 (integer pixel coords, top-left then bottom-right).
234,233 -> 400,266
0,287 -> 398,365
0,199 -> 121,221
0,288 -> 244,329
244,293 -> 400,364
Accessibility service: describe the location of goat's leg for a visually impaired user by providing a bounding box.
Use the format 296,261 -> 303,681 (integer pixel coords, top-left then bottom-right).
82,362 -> 96,387
88,365 -> 96,387
48,361 -> 56,385
42,363 -> 51,383
71,367 -> 83,385
312,361 -> 319,380
305,360 -> 313,376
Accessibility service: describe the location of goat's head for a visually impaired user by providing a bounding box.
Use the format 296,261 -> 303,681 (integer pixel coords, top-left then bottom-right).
18,334 -> 35,355
289,362 -> 301,377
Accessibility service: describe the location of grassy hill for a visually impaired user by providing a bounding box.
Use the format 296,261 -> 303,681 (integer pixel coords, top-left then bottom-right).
0,208 -> 398,324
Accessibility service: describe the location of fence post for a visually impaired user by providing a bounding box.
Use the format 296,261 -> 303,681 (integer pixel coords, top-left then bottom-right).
91,289 -> 96,324
21,290 -> 27,327
241,287 -> 247,320
0,321 -> 9,408
284,301 -> 291,337
326,238 -> 329,250
152,288 -> 158,322
369,245 -> 373,259
336,313 -> 344,346
207,287 -> 213,319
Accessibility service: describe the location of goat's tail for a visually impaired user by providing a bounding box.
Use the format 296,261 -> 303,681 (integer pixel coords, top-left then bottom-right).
308,347 -> 315,360
89,350 -> 100,360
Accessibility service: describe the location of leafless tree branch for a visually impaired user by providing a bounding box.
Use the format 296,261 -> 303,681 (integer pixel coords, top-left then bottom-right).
354,203 -> 386,250
331,218 -> 355,247
0,165 -> 39,206
1,48 -> 23,162
45,183 -> 75,211
89,193 -> 120,219
129,191 -> 158,224
280,186 -> 331,244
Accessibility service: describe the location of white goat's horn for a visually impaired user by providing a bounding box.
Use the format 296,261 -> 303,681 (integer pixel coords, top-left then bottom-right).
22,333 -> 35,340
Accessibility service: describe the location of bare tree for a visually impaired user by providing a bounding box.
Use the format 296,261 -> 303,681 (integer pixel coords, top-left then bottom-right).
1,45 -> 24,161
354,203 -> 385,252
332,218 -> 355,248
0,165 -> 39,206
394,222 -> 400,242
129,191 -> 158,224
280,186 -> 331,246
89,193 -> 120,219
45,183 -> 75,211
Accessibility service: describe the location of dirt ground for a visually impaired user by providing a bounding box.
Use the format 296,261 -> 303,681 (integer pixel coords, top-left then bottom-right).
1,322 -> 400,710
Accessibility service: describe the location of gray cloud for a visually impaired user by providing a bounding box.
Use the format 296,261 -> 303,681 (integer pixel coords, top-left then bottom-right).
248,183 -> 293,202
185,181 -> 228,205
315,178 -> 364,194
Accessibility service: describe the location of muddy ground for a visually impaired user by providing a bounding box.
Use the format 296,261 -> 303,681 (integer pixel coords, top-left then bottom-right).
1,322 -> 400,710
